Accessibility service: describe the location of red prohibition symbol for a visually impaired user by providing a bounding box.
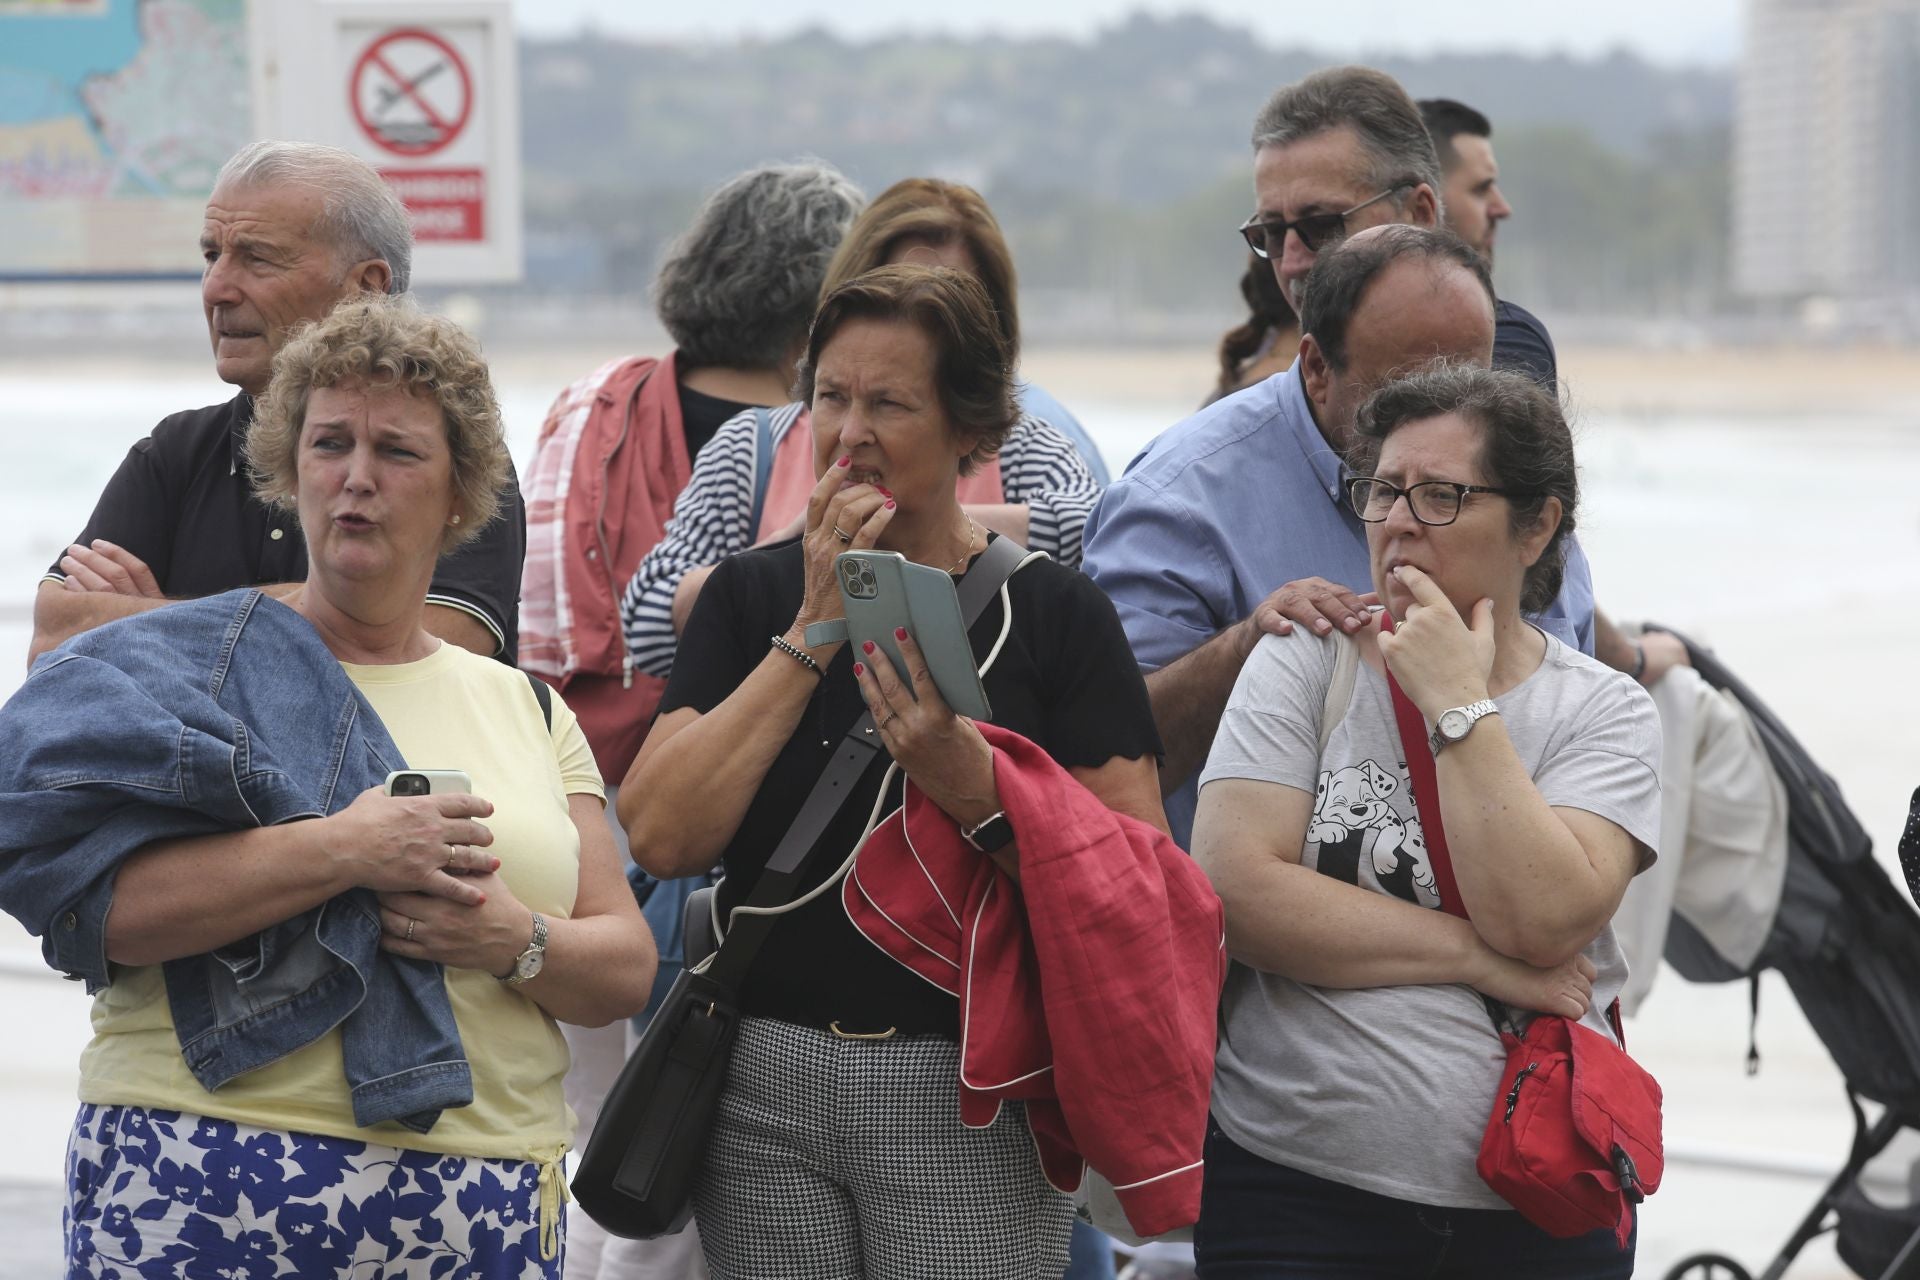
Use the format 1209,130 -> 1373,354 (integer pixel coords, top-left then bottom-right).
350,28 -> 474,158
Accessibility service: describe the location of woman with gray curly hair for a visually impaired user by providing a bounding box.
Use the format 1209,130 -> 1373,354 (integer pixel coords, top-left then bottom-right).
522,161 -> 865,779
1,295 -> 656,1278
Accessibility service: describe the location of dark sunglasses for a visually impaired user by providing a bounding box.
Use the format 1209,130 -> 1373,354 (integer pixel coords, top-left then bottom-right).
1236,184 -> 1412,258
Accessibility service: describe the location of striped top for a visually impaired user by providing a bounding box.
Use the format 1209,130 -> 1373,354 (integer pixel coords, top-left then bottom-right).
620,402 -> 1100,679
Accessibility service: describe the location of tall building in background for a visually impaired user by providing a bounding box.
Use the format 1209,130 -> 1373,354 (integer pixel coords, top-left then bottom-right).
1734,0 -> 1920,303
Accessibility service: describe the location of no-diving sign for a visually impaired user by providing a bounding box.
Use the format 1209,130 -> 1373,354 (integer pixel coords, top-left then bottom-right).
273,2 -> 519,279
350,28 -> 473,157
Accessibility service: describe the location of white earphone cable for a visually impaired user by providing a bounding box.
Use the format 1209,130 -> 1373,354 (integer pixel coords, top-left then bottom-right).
695,550 -> 1047,960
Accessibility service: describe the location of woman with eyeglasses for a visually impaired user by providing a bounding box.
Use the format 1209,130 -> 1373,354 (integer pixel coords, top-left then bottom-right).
1189,364 -> 1660,1277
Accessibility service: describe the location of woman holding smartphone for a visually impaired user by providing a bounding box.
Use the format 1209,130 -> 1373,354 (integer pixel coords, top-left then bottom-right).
0,297 -> 654,1277
622,265 -> 1168,1279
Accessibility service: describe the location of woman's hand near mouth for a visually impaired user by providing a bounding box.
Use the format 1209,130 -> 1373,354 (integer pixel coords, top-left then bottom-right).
790,454 -> 894,651
1374,565 -> 1495,719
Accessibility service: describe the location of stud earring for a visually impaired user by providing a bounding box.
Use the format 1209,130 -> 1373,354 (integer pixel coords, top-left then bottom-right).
450,514 -> 461,526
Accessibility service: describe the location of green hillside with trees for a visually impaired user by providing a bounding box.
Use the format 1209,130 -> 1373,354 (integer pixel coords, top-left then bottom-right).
518,14 -> 1731,327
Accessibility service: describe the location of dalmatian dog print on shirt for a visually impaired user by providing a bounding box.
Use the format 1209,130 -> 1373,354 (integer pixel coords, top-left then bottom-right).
1307,760 -> 1440,910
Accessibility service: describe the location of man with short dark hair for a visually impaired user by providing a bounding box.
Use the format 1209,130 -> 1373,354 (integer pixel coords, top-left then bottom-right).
1083,225 -> 1597,845
31,140 -> 524,664
1416,95 -> 1557,389
1418,98 -> 1510,265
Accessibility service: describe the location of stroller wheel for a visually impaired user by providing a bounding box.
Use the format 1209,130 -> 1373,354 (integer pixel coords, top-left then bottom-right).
1662,1255 -> 1754,1280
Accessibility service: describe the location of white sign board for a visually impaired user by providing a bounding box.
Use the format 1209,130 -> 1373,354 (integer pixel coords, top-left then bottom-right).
254,0 -> 521,283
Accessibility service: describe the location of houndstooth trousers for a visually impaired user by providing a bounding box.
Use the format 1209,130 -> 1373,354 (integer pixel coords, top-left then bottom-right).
691,1017 -> 1074,1280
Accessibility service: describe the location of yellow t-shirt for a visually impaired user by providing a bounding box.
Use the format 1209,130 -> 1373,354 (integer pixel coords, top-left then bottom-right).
77,642 -> 605,1162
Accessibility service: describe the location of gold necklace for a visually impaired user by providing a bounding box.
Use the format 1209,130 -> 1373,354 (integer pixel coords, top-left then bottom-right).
946,517 -> 979,575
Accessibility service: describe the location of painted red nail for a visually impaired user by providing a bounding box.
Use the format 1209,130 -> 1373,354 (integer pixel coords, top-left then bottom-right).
884,499 -> 896,510
862,640 -> 876,655
876,486 -> 892,497
852,662 -> 865,677
893,626 -> 908,642
836,456 -> 851,468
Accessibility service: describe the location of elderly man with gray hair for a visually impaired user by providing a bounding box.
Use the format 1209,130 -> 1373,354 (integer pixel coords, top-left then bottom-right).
32,140 -> 526,664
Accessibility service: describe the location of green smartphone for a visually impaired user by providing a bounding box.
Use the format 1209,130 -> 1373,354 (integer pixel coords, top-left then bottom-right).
835,550 -> 992,721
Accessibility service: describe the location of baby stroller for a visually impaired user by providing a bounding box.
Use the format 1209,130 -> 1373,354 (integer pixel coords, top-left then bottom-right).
1653,627 -> 1920,1280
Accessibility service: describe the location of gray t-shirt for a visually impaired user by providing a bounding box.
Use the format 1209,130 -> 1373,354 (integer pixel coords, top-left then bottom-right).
1198,628 -> 1661,1209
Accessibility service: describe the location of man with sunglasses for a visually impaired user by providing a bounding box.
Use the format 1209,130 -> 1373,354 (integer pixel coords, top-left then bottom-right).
1083,225 -> 1597,848
1236,66 -> 1557,390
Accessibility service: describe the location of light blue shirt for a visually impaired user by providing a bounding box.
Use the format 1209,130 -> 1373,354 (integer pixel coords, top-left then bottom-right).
1082,362 -> 1596,845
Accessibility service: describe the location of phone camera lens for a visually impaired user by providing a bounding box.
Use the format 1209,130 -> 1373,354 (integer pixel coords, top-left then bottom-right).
394,774 -> 429,797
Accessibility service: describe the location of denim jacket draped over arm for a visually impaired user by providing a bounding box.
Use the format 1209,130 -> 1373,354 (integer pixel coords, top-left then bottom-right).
0,590 -> 471,1132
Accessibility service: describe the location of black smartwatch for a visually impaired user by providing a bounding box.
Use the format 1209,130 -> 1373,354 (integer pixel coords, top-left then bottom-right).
960,811 -> 1015,853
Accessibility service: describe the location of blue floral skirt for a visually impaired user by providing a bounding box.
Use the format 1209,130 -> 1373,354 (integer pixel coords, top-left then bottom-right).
64,1103 -> 563,1279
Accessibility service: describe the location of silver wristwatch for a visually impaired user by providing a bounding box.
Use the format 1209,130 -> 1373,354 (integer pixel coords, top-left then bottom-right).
1429,699 -> 1499,754
502,912 -> 548,987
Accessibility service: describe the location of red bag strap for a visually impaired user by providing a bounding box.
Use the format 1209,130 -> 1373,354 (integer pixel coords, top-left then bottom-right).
1379,612 -> 1469,921
1381,616 -> 1627,1046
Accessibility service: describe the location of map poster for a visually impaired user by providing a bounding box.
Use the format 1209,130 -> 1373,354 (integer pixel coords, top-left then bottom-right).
0,0 -> 250,279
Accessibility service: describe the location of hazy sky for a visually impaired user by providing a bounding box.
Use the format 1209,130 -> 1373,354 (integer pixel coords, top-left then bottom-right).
516,0 -> 1745,66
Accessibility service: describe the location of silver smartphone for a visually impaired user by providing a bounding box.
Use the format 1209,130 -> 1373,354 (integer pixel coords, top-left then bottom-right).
384,769 -> 473,797
836,550 -> 992,721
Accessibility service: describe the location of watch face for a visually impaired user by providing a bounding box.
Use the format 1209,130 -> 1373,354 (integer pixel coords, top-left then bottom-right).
967,814 -> 1015,852
1439,708 -> 1472,741
516,951 -> 544,982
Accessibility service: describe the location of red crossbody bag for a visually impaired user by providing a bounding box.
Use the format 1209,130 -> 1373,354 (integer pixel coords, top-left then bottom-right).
1378,614 -> 1662,1249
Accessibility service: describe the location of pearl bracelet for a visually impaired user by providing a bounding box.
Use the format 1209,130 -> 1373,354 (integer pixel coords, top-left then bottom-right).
770,633 -> 822,677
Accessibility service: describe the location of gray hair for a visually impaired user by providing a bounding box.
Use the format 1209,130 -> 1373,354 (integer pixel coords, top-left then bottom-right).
215,140 -> 414,294
1251,67 -> 1444,213
653,162 -> 865,370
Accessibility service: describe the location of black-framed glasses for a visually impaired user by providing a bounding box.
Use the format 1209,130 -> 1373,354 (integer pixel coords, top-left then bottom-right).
1236,184 -> 1412,259
1346,477 -> 1532,527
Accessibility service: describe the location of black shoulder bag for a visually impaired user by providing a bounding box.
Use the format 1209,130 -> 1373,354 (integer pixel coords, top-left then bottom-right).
572,536 -> 1032,1238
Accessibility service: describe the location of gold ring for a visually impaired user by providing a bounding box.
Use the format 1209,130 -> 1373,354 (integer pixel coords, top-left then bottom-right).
405,918 -> 417,942
445,844 -> 457,867
879,711 -> 899,728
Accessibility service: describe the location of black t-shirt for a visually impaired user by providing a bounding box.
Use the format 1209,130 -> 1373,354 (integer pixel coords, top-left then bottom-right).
659,536 -> 1163,1036
676,382 -> 757,461
1494,298 -> 1559,393
49,393 -> 527,661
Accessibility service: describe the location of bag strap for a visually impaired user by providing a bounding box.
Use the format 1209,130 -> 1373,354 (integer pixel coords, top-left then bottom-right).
746,408 -> 775,540
526,671 -> 553,732
704,534 -> 1031,990
1317,631 -> 1360,753
1383,614 -> 1628,1044
1379,613 -> 1469,921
